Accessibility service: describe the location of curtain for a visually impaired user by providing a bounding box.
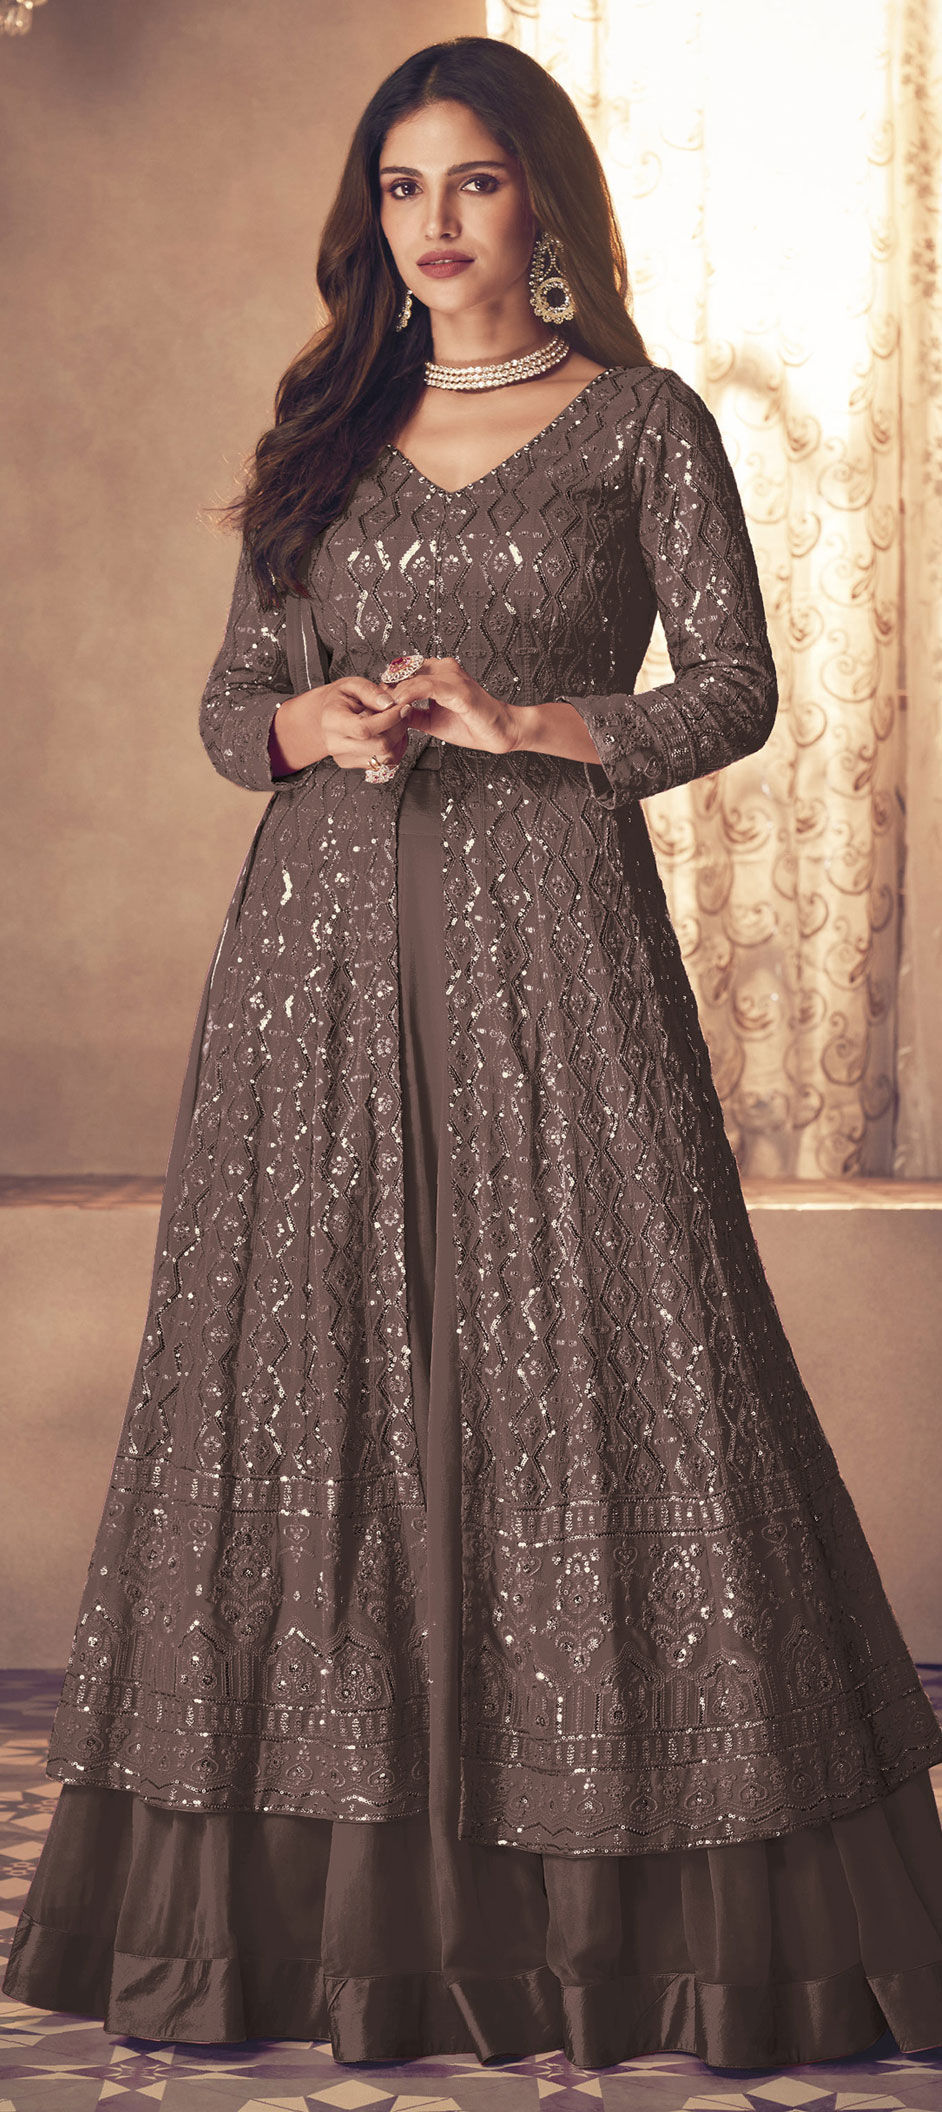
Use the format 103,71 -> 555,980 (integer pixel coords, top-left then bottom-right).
487,0 -> 942,1177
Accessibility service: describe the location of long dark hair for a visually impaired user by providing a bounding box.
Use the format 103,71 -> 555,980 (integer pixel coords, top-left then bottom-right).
215,35 -> 652,607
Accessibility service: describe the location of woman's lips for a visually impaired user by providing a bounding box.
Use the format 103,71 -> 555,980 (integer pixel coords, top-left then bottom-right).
418,257 -> 473,278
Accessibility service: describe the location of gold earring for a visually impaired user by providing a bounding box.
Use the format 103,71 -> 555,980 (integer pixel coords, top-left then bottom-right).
528,230 -> 575,323
395,287 -> 413,332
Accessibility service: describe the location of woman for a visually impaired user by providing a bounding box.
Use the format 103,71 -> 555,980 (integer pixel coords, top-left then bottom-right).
5,33 -> 942,2076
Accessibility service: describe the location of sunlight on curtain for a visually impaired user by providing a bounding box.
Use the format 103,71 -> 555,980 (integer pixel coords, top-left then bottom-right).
487,0 -> 942,1177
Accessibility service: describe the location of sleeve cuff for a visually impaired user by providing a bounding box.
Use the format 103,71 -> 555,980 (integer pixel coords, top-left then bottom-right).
265,699 -> 321,790
207,694 -> 320,793
561,691 -> 698,809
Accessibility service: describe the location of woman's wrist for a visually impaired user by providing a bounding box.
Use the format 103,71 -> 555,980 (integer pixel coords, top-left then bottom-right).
268,689 -> 331,775
510,699 -> 605,768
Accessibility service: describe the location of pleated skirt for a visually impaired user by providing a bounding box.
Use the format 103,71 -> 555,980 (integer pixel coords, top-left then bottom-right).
5,746 -> 942,2070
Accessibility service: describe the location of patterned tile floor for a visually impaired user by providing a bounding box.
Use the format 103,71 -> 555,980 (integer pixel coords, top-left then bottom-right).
1,1667 -> 941,2111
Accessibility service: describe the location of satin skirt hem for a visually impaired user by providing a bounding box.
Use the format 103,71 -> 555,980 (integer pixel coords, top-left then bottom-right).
5,1912 -> 942,2069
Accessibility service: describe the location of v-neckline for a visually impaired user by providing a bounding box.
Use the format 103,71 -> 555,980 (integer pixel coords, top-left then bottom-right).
384,366 -> 616,497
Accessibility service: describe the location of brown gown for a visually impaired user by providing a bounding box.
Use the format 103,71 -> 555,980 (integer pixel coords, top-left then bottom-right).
5,739 -> 942,2072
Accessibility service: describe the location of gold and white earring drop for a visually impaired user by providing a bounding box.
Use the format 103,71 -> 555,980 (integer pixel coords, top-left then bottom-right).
528,230 -> 575,324
395,287 -> 413,332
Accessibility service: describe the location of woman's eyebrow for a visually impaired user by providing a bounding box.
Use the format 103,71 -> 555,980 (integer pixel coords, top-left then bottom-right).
378,160 -> 510,176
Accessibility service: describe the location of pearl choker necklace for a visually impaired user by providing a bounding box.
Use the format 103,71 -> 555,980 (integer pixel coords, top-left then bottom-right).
424,332 -> 571,391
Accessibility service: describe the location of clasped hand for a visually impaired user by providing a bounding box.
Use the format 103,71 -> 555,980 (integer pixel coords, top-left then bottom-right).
323,656 -> 520,774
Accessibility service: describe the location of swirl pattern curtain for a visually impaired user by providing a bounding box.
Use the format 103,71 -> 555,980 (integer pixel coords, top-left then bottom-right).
488,0 -> 942,1177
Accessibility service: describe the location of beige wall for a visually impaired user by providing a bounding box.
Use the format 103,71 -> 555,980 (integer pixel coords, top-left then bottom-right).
0,0 -> 483,1175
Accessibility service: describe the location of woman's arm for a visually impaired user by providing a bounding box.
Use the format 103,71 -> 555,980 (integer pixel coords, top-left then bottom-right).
199,540 -> 325,792
516,370 -> 779,809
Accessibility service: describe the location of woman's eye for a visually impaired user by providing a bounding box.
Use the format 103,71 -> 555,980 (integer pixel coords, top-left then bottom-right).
387,174 -> 499,199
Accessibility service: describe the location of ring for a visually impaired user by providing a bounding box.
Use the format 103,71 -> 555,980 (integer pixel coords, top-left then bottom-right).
379,650 -> 430,711
379,651 -> 426,685
364,748 -> 397,785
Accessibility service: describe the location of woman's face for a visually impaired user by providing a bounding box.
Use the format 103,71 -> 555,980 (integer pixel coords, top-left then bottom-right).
378,98 -> 538,320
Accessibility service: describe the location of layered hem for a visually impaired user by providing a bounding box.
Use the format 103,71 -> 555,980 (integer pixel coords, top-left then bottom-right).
5,1911 -> 942,2069
4,1764 -> 942,2071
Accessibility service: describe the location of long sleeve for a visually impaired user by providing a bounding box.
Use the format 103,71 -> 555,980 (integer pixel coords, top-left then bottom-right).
199,540 -> 321,793
562,370 -> 779,810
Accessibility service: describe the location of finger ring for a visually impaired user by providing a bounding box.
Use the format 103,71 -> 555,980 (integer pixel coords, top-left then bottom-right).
380,651 -> 425,684
364,750 -> 396,785
380,650 -> 429,709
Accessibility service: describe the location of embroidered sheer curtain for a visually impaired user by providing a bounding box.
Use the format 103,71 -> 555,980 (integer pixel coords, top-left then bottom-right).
488,0 -> 942,1177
